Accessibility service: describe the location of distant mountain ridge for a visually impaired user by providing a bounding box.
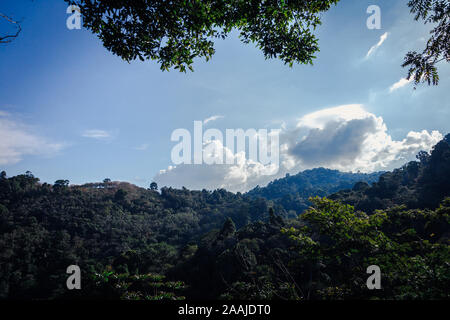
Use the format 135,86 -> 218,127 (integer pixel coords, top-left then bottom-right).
246,167 -> 383,214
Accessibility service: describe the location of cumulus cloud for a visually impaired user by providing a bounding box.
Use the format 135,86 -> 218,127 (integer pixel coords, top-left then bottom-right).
155,139 -> 278,192
0,112 -> 64,165
154,104 -> 442,192
366,32 -> 389,59
296,104 -> 371,129
286,105 -> 442,172
290,117 -> 378,167
389,77 -> 412,92
203,115 -> 224,125
82,129 -> 113,140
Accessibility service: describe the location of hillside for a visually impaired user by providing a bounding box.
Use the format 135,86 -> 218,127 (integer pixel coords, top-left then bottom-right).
246,168 -> 382,214
330,133 -> 450,213
0,136 -> 449,300
0,176 -> 277,298
172,198 -> 449,300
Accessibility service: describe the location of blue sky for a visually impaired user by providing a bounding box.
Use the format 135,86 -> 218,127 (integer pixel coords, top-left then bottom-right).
0,0 -> 449,191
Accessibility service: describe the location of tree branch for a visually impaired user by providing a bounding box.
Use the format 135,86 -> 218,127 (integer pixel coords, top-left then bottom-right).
0,12 -> 22,44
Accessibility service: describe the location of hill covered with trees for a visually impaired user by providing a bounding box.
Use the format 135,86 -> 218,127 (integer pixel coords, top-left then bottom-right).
0,135 -> 449,300
0,174 -> 279,298
173,198 -> 449,300
330,134 -> 450,213
246,168 -> 382,215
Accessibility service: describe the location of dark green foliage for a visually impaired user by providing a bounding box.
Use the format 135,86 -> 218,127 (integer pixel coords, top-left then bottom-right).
76,268 -> 186,300
283,197 -> 450,300
220,218 -> 236,239
0,136 -> 449,300
67,0 -> 340,71
114,188 -> 128,202
171,214 -> 300,300
402,0 -> 450,86
53,179 -> 69,192
176,198 -> 449,300
247,168 -> 382,214
149,182 -> 158,191
331,135 -> 450,213
0,175 -> 273,298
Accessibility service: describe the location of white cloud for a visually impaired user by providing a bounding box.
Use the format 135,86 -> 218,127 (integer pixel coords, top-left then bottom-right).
0,112 -> 64,165
366,32 -> 389,59
154,139 -> 277,192
82,129 -> 112,140
296,104 -> 369,129
287,105 -> 442,172
203,115 -> 224,125
154,104 -> 442,192
389,77 -> 412,92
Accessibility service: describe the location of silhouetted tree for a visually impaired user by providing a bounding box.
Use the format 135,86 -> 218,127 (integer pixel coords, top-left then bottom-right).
150,182 -> 158,191
53,179 -> 69,189
416,150 -> 430,164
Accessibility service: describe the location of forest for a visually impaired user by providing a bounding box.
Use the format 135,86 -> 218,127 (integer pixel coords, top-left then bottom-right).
0,0 -> 449,305
0,135 -> 449,300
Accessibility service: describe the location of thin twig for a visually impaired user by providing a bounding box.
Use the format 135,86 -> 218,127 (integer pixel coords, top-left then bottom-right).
0,12 -> 22,44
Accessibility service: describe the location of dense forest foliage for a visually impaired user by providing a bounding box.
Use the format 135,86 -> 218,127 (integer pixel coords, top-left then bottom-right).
173,199 -> 449,300
0,135 -> 449,300
331,134 -> 450,213
0,176 -> 278,298
247,168 -> 382,214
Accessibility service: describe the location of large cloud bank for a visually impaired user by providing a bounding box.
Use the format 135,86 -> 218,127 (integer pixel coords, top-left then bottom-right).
154,105 -> 442,192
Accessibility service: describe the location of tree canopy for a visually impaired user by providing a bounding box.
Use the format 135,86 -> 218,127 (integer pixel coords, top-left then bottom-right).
0,135 -> 449,299
66,0 -> 339,71
403,0 -> 450,86
331,134 -> 450,213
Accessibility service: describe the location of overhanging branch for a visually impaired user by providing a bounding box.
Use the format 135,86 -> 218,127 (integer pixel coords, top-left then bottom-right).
0,12 -> 22,44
